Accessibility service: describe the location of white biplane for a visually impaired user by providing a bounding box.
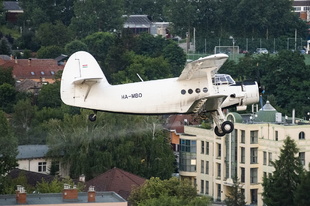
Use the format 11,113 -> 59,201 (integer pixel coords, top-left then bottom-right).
61,51 -> 259,136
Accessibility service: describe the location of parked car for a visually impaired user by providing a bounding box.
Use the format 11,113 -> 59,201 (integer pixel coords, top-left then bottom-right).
256,48 -> 268,54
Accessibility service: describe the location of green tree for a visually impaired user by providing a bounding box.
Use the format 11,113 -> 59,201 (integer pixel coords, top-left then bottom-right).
83,32 -> 115,63
0,83 -> 16,113
0,172 -> 34,194
11,99 -> 36,145
69,0 -> 124,39
65,40 -> 88,56
138,195 -> 211,206
0,37 -> 11,55
46,111 -> 175,180
262,136 -> 304,206
129,177 -> 202,206
0,66 -> 15,86
224,176 -> 246,206
15,30 -> 40,51
37,45 -> 64,59
295,165 -> 310,206
37,81 -> 62,109
0,110 -> 18,176
37,21 -> 72,47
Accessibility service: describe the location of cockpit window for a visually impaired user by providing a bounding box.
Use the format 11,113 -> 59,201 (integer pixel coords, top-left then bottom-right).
212,74 -> 235,85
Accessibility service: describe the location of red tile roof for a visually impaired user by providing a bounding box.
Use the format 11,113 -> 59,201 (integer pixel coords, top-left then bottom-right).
85,167 -> 146,200
0,59 -> 64,82
166,114 -> 199,133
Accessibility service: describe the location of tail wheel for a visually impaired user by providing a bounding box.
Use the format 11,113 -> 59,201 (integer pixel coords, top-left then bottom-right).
221,121 -> 234,134
215,126 -> 226,137
89,114 -> 97,121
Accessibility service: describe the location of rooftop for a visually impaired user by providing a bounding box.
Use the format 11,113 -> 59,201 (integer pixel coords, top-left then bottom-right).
17,145 -> 48,160
0,191 -> 126,205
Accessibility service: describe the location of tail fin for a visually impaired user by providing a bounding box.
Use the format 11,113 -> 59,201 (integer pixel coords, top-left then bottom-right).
61,51 -> 109,106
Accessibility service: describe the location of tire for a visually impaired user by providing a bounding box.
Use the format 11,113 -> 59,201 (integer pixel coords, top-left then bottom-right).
89,114 -> 96,122
221,121 -> 234,134
214,126 -> 226,137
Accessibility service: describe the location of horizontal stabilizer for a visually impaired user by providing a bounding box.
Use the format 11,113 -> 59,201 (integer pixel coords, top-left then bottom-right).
72,77 -> 103,85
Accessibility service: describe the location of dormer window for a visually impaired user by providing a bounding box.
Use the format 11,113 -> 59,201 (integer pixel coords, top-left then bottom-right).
51,71 -> 55,75
31,72 -> 35,75
41,71 -> 45,75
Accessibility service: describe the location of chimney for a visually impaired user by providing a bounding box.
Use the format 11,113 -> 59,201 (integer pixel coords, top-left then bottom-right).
10,55 -> 13,60
64,60 -> 67,65
88,186 -> 95,202
63,184 -> 78,201
16,185 -> 26,204
28,59 -> 31,66
15,57 -> 17,64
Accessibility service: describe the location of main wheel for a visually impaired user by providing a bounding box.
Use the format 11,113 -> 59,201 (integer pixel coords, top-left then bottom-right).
89,114 -> 97,122
221,121 -> 234,134
214,126 -> 226,137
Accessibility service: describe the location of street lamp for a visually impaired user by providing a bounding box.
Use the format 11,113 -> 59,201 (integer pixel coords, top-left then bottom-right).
229,36 -> 235,60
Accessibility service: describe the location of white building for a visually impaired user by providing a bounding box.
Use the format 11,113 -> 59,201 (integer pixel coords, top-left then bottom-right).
17,145 -> 69,177
179,101 -> 310,206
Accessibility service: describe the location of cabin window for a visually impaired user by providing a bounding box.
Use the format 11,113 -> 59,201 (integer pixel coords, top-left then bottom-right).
188,89 -> 193,94
195,88 -> 200,93
181,89 -> 186,95
203,87 -> 208,93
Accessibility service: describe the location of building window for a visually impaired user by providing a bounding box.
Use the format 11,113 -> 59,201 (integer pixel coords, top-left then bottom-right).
206,161 -> 209,174
299,132 -> 305,140
201,141 -> 204,154
250,148 -> 258,164
250,168 -> 258,184
218,143 -> 221,158
241,130 -> 245,143
250,131 -> 258,144
294,6 -> 301,11
206,181 -> 209,194
201,180 -> 204,194
206,141 -> 209,155
299,152 -> 305,165
201,160 -> 204,173
218,163 -> 221,178
251,189 -> 258,204
241,167 -> 245,183
194,178 -> 196,188
268,152 -> 272,166
275,131 -> 278,141
263,151 -> 267,165
179,139 -> 196,172
241,147 -> 245,163
217,184 -> 221,199
38,162 -> 47,172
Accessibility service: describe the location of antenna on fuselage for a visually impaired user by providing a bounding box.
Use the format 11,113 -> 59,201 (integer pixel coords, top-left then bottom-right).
136,73 -> 144,82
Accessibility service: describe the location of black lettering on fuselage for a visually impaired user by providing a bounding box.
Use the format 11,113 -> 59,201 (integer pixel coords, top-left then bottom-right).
121,93 -> 142,99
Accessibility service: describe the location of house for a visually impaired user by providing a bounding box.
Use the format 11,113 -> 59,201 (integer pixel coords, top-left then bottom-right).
178,101 -> 310,206
123,15 -> 152,35
85,167 -> 146,200
3,1 -> 23,24
293,0 -> 310,21
0,58 -> 64,83
16,145 -> 69,178
0,185 -> 127,205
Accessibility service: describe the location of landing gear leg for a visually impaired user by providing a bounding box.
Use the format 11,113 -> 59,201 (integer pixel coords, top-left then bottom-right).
89,110 -> 97,121
211,108 -> 234,136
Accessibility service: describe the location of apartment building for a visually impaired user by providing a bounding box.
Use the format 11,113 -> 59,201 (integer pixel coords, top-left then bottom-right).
179,101 -> 310,206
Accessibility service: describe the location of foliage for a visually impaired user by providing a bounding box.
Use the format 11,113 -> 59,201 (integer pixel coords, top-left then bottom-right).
46,111 -> 175,180
295,165 -> 310,206
128,177 -> 201,206
224,176 -> 246,206
0,83 -> 16,113
262,136 -> 304,206
65,40 -> 88,56
0,110 -> 18,176
36,81 -> 61,109
36,176 -> 85,193
15,30 -> 40,51
138,195 -> 211,206
0,172 -> 34,194
0,66 -> 15,86
69,0 -> 124,39
11,99 -> 36,145
0,37 -> 11,55
23,49 -> 32,59
37,21 -> 72,47
37,45 -> 64,59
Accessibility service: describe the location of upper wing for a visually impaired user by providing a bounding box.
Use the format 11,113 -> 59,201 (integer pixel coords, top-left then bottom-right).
178,53 -> 228,81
